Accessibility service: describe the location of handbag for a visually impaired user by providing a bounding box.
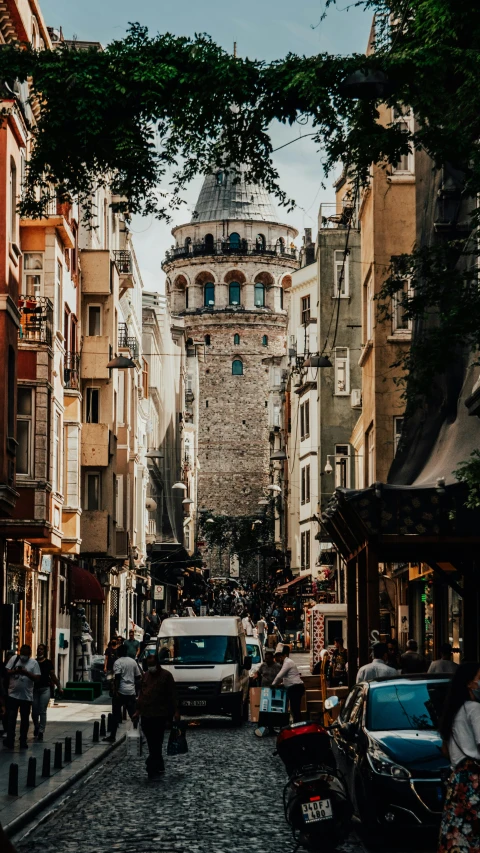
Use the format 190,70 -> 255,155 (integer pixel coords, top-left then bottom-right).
167,722 -> 188,756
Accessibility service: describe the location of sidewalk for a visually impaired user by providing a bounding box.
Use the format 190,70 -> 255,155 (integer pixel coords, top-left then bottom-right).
0,694 -> 125,837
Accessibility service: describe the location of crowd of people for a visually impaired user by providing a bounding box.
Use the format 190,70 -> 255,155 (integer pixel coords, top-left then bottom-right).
0,643 -> 62,749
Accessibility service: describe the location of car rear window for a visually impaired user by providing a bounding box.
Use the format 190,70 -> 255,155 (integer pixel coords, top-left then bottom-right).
367,681 -> 450,731
246,642 -> 261,664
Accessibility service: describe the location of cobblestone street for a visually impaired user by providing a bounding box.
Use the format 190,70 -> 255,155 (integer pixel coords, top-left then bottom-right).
12,718 -> 437,853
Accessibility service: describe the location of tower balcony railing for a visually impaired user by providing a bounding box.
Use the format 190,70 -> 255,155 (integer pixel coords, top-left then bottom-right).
163,240 -> 297,265
18,295 -> 53,345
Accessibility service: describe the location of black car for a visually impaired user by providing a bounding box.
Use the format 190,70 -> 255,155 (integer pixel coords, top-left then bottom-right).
331,675 -> 451,829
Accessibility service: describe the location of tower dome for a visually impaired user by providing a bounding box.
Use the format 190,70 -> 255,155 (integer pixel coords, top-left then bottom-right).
192,166 -> 279,224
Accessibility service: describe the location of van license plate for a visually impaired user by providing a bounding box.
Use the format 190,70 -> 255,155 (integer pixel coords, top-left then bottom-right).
182,700 -> 206,706
302,799 -> 333,824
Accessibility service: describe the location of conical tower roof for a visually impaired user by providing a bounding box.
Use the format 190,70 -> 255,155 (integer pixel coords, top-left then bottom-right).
191,166 -> 279,224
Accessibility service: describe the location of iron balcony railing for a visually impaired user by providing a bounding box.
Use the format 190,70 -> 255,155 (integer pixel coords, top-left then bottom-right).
64,352 -> 80,389
118,322 -> 139,360
18,295 -> 53,346
319,202 -> 358,230
113,250 -> 133,275
163,240 -> 298,265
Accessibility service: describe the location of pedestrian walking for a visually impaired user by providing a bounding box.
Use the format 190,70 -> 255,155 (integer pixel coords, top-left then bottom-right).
428,643 -> 458,675
438,661 -> 480,852
32,644 -> 62,741
242,613 -> 254,636
108,644 -> 142,733
386,638 -> 401,671
134,652 -> 179,779
329,637 -> 348,686
356,643 -> 398,683
256,616 -> 267,647
272,646 -> 305,724
401,639 -> 427,673
124,629 -> 141,659
256,650 -> 281,687
3,644 -> 40,749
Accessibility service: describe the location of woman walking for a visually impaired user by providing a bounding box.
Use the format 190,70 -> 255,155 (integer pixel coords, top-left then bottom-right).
32,644 -> 62,741
438,661 -> 480,852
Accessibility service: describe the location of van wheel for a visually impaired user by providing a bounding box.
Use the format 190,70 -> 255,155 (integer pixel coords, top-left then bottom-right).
232,698 -> 244,726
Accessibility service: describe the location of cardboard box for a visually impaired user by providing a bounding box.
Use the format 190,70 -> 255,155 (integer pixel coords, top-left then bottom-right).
249,687 -> 261,723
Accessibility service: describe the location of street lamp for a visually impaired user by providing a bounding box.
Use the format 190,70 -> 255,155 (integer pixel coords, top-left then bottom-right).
172,482 -> 187,491
303,354 -> 333,368
106,354 -> 137,369
270,448 -> 287,461
145,449 -> 164,460
267,484 -> 282,493
182,497 -> 194,505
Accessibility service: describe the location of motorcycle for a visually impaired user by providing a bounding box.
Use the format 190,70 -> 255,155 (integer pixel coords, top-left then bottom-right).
276,697 -> 352,851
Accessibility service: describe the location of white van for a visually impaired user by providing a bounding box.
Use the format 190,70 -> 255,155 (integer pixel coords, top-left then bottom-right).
157,616 -> 252,724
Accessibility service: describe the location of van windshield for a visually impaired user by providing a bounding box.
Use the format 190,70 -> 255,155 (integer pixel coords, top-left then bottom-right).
158,635 -> 238,665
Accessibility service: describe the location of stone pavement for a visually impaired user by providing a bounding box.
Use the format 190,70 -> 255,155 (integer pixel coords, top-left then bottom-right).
0,693 -> 124,836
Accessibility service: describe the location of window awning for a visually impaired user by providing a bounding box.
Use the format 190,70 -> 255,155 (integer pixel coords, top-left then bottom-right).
276,574 -> 310,594
69,565 -> 105,604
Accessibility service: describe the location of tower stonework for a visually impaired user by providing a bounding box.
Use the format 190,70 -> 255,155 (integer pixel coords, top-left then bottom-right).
163,168 -> 298,575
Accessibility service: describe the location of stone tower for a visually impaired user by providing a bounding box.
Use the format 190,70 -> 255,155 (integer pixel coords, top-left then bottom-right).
163,167 -> 298,575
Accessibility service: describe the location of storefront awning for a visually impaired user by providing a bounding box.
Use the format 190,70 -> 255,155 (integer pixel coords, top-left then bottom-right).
69,565 -> 105,604
276,575 -> 310,594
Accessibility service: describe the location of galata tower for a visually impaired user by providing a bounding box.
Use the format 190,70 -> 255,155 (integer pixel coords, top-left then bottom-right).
163,166 -> 298,576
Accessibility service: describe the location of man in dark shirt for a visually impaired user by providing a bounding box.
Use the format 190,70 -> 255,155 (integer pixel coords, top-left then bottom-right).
134,653 -> 179,779
400,639 -> 427,673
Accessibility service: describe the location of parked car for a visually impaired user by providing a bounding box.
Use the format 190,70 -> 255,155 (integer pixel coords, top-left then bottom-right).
331,675 -> 451,830
245,636 -> 264,682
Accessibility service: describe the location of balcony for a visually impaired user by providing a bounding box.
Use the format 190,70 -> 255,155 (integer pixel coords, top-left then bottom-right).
80,337 -> 110,379
64,352 -> 80,389
118,323 -> 139,360
113,250 -> 134,292
81,424 -> 110,467
81,510 -> 110,554
319,202 -> 357,230
80,250 -> 112,294
163,240 -> 298,266
18,295 -> 53,345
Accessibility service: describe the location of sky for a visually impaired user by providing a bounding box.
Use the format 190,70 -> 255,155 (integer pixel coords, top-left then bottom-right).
39,0 -> 372,292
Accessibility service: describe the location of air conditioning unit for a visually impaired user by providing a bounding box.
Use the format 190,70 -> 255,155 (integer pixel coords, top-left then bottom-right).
350,388 -> 362,408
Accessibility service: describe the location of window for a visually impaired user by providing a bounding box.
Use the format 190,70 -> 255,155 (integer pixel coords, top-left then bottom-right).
335,445 -> 350,488
300,400 -> 310,440
234,333 -> 240,345
185,287 -> 189,309
262,335 -> 268,347
276,237 -> 285,254
392,108 -> 414,174
23,253 -> 43,296
205,233 -> 214,251
142,358 -> 149,399
118,371 -> 125,425
216,172 -> 223,186
116,474 -> 124,529
301,465 -> 311,504
17,387 -> 33,476
394,416 -> 404,453
229,282 -> 241,305
56,260 -> 62,333
272,403 -> 281,427
254,283 -> 265,307
229,232 -> 241,250
86,472 -> 101,510
88,305 -> 101,336
334,250 -> 349,297
204,283 -> 215,306
52,410 -> 62,494
184,237 -> 192,251
64,424 -> 80,509
365,276 -> 373,341
85,388 -> 100,423
301,295 -> 311,325
9,158 -> 17,246
334,347 -> 350,395
280,286 -> 284,310
301,530 -> 311,570
256,234 -> 266,251
366,424 -> 375,487
392,280 -> 413,333
7,347 -> 15,438
232,359 -> 244,376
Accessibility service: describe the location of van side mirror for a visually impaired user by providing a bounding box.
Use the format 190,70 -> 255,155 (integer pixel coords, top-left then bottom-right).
244,655 -> 252,671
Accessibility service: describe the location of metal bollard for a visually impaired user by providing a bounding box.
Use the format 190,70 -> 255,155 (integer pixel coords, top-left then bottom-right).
93,721 -> 100,743
64,736 -> 72,763
100,714 -> 106,737
26,757 -> 37,787
8,763 -> 19,796
41,748 -> 51,778
54,741 -> 63,769
75,730 -> 82,755
107,712 -> 113,733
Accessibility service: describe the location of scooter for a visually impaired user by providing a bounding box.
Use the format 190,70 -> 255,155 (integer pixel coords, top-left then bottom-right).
276,696 -> 352,851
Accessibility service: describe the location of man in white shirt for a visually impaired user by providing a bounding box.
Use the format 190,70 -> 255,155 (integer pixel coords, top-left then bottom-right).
242,614 -> 254,636
107,644 -> 142,738
428,642 -> 458,675
356,643 -> 398,683
256,617 -> 267,647
4,644 -> 41,749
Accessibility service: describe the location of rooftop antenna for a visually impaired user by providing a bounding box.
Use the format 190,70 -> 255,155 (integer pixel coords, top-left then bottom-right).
233,41 -> 237,58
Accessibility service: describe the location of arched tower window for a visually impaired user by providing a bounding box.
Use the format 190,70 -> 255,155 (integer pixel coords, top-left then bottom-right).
204,283 -> 215,306
205,233 -> 214,252
216,172 -> 224,186
262,335 -> 268,347
254,283 -> 265,308
276,237 -> 285,254
256,234 -> 266,251
234,333 -> 240,345
229,232 -> 241,251
232,359 -> 244,376
184,236 -> 192,252
229,282 -> 241,305
205,334 -> 211,345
